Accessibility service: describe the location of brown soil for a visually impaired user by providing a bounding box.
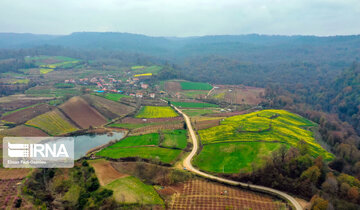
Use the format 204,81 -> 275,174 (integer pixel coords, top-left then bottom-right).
211,85 -> 265,105
1,104 -> 55,124
165,81 -> 181,93
89,159 -> 128,186
82,95 -> 136,119
59,97 -> 107,129
193,119 -> 220,130
1,125 -> 49,137
0,168 -> 31,179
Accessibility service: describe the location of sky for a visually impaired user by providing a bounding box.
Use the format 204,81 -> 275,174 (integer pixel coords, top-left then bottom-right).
0,0 -> 359,37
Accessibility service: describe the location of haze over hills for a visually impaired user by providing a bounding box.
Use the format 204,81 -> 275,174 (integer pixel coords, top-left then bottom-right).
1,32 -> 360,63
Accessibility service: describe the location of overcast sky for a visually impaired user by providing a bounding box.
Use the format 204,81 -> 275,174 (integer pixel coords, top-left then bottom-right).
0,0 -> 359,37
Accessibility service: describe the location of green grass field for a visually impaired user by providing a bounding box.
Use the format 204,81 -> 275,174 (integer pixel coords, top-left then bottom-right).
194,142 -> 287,173
171,101 -> 219,108
105,176 -> 164,205
198,109 -> 334,161
135,106 -> 178,118
97,93 -> 131,102
160,129 -> 188,149
26,87 -> 80,97
97,146 -> 181,163
180,82 -> 212,90
106,133 -> 159,148
96,131 -> 185,163
25,110 -> 78,135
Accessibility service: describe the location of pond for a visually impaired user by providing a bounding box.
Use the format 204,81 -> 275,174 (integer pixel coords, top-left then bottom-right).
73,131 -> 125,160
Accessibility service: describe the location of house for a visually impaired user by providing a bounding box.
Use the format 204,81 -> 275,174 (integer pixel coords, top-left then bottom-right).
149,93 -> 155,98
136,92 -> 143,98
64,80 -> 69,83
130,93 -> 135,97
141,83 -> 149,89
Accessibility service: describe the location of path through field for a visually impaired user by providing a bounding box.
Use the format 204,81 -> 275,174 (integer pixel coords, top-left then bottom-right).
172,105 -> 303,210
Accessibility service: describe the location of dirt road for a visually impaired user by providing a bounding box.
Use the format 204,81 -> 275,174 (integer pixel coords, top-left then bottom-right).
172,105 -> 303,210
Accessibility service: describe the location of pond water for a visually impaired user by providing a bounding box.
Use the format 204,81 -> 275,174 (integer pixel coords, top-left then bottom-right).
73,131 -> 125,160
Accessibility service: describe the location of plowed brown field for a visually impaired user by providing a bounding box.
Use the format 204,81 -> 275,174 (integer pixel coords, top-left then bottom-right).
59,97 -> 107,129
89,159 -> 128,186
82,95 -> 135,119
1,104 -> 54,124
1,125 -> 48,137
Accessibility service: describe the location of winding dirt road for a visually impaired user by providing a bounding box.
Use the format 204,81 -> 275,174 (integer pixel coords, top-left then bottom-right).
172,105 -> 303,210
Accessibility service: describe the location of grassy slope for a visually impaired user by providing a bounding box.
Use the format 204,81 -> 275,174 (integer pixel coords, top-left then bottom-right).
135,106 -> 178,118
194,142 -> 287,173
105,176 -> 164,205
160,129 -> 188,149
97,147 -> 181,164
198,109 -> 334,161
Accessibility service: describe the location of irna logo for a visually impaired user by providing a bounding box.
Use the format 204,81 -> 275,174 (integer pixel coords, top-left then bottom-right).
3,137 -> 74,168
8,142 -> 69,158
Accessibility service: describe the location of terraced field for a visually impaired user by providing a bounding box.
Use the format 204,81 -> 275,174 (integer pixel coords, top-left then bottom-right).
135,106 -> 179,118
194,109 -> 334,173
25,109 -> 78,135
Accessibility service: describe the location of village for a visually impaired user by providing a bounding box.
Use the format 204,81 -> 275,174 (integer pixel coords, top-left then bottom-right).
63,72 -> 160,99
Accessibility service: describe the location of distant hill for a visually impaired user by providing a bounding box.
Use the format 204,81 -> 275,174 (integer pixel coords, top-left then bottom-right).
1,32 -> 360,63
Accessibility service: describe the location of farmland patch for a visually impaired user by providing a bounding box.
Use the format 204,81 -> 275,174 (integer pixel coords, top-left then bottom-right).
196,109 -> 334,174
1,125 -> 48,137
25,109 -> 78,135
168,179 -> 285,209
194,142 -> 287,173
59,97 -> 107,129
1,103 -> 54,124
180,82 -> 212,90
135,106 -> 178,118
82,94 -> 135,119
88,159 -> 128,186
105,176 -> 164,205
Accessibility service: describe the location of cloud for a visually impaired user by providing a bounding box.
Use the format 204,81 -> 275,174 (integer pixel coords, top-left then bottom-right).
0,0 -> 359,36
